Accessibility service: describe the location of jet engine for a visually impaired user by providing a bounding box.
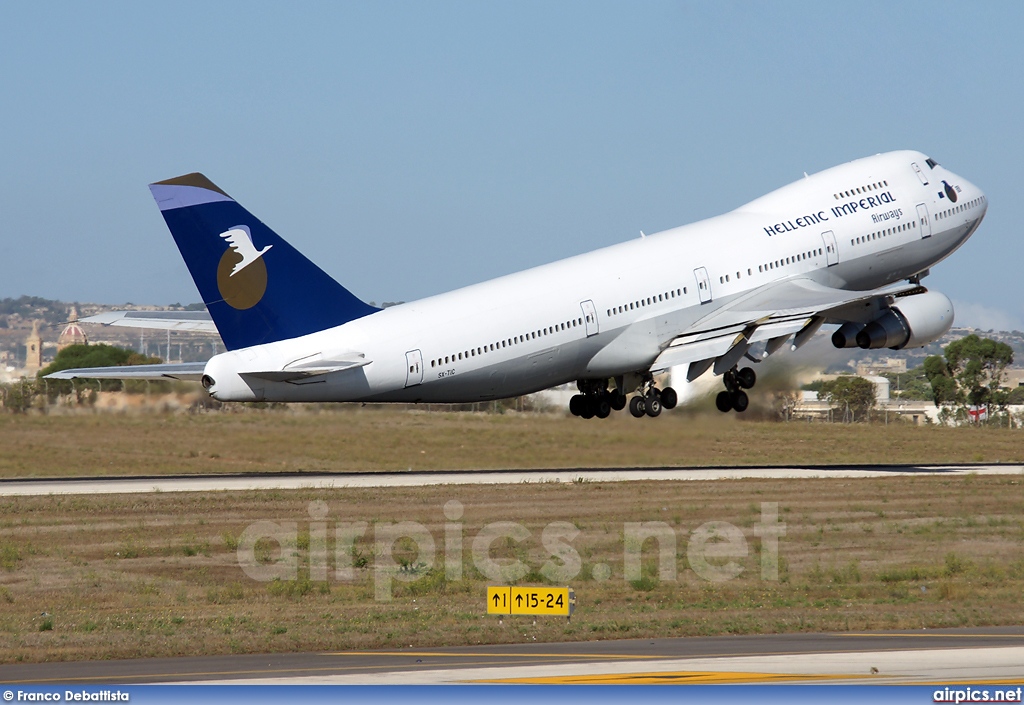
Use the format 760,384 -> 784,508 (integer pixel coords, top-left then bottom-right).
843,290 -> 954,350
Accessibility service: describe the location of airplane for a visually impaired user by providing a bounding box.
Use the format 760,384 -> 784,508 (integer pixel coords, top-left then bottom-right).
49,150 -> 987,418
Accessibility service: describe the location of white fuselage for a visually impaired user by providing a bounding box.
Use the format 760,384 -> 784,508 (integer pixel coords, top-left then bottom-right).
204,151 -> 986,403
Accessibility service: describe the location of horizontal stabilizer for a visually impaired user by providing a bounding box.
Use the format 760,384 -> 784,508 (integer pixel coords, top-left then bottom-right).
242,355 -> 371,383
82,310 -> 218,333
44,362 -> 208,382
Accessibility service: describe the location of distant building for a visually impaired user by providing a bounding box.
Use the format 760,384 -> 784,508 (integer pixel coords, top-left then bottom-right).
57,307 -> 89,351
1004,368 -> 1024,389
24,320 -> 43,374
856,358 -> 907,377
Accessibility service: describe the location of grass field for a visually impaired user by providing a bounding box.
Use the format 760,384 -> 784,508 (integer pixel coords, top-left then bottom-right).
2,406 -> 1024,479
1,408 -> 1023,664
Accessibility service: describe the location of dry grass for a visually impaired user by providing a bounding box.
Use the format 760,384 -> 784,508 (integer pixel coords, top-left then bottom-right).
2,407 -> 1024,479
1,473 -> 1024,663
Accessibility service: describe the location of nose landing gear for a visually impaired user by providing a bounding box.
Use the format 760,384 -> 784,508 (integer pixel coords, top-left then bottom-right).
715,366 -> 756,413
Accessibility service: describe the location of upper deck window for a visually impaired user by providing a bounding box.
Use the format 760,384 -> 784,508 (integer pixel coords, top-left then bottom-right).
925,158 -> 939,169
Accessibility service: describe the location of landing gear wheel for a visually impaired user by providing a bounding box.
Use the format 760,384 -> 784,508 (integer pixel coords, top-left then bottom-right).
595,397 -> 612,419
716,391 -> 733,413
580,397 -> 596,419
609,391 -> 627,411
660,387 -> 678,410
731,390 -> 749,413
569,394 -> 585,417
629,396 -> 646,418
644,394 -> 662,417
737,367 -> 756,390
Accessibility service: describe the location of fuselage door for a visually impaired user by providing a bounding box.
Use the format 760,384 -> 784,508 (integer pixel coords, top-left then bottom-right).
694,267 -> 712,304
580,299 -> 600,337
405,349 -> 423,388
821,231 -> 839,266
916,203 -> 932,239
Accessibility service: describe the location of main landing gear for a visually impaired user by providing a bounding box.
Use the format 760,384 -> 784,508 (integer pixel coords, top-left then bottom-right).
569,379 -> 626,419
569,377 -> 677,420
627,378 -> 678,419
715,366 -> 756,413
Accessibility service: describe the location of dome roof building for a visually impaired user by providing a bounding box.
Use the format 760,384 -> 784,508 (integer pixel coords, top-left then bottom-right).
58,307 -> 88,351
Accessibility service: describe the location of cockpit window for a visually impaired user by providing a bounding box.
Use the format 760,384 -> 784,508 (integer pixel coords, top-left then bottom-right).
925,158 -> 939,169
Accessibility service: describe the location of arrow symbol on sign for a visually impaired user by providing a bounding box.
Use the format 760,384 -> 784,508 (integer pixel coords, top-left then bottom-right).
492,594 -> 501,606
515,594 -> 523,606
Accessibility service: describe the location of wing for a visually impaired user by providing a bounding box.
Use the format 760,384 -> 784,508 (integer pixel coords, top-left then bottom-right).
45,362 -> 208,382
81,310 -> 218,333
650,277 -> 922,378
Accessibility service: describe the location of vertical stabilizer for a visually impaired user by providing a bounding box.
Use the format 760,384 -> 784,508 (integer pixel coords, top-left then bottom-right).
149,174 -> 378,350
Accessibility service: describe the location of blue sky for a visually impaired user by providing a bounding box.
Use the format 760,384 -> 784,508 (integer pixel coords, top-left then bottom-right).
1,1 -> 1021,330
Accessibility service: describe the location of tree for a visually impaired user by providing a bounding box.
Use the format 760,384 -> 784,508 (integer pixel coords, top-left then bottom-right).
924,334 -> 1015,422
881,365 -> 934,401
2,380 -> 37,414
1006,386 -> 1024,405
819,375 -> 876,421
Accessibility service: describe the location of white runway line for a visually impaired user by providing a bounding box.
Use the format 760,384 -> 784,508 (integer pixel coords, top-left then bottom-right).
1,465 -> 1022,496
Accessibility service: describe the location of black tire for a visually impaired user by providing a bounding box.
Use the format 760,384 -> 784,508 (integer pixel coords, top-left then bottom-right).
569,394 -> 584,416
645,395 -> 662,417
732,390 -> 749,412
629,396 -> 646,418
595,398 -> 612,418
716,391 -> 733,413
580,398 -> 596,419
610,391 -> 627,411
737,367 -> 756,390
660,387 -> 678,410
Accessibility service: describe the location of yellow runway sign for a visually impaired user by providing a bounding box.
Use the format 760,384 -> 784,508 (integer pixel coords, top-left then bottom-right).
487,586 -> 511,614
487,586 -> 575,616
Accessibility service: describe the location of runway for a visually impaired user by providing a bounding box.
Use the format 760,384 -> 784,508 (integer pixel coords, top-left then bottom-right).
1,629 -> 1023,685
1,464 -> 1021,496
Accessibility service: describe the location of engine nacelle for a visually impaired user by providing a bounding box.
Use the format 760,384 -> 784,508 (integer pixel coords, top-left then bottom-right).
831,322 -> 865,348
854,290 -> 954,350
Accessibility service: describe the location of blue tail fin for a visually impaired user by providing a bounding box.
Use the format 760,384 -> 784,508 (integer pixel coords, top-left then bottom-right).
149,173 -> 379,350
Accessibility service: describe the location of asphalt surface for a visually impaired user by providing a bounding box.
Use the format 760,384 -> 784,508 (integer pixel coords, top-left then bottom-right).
2,628 -> 1024,684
